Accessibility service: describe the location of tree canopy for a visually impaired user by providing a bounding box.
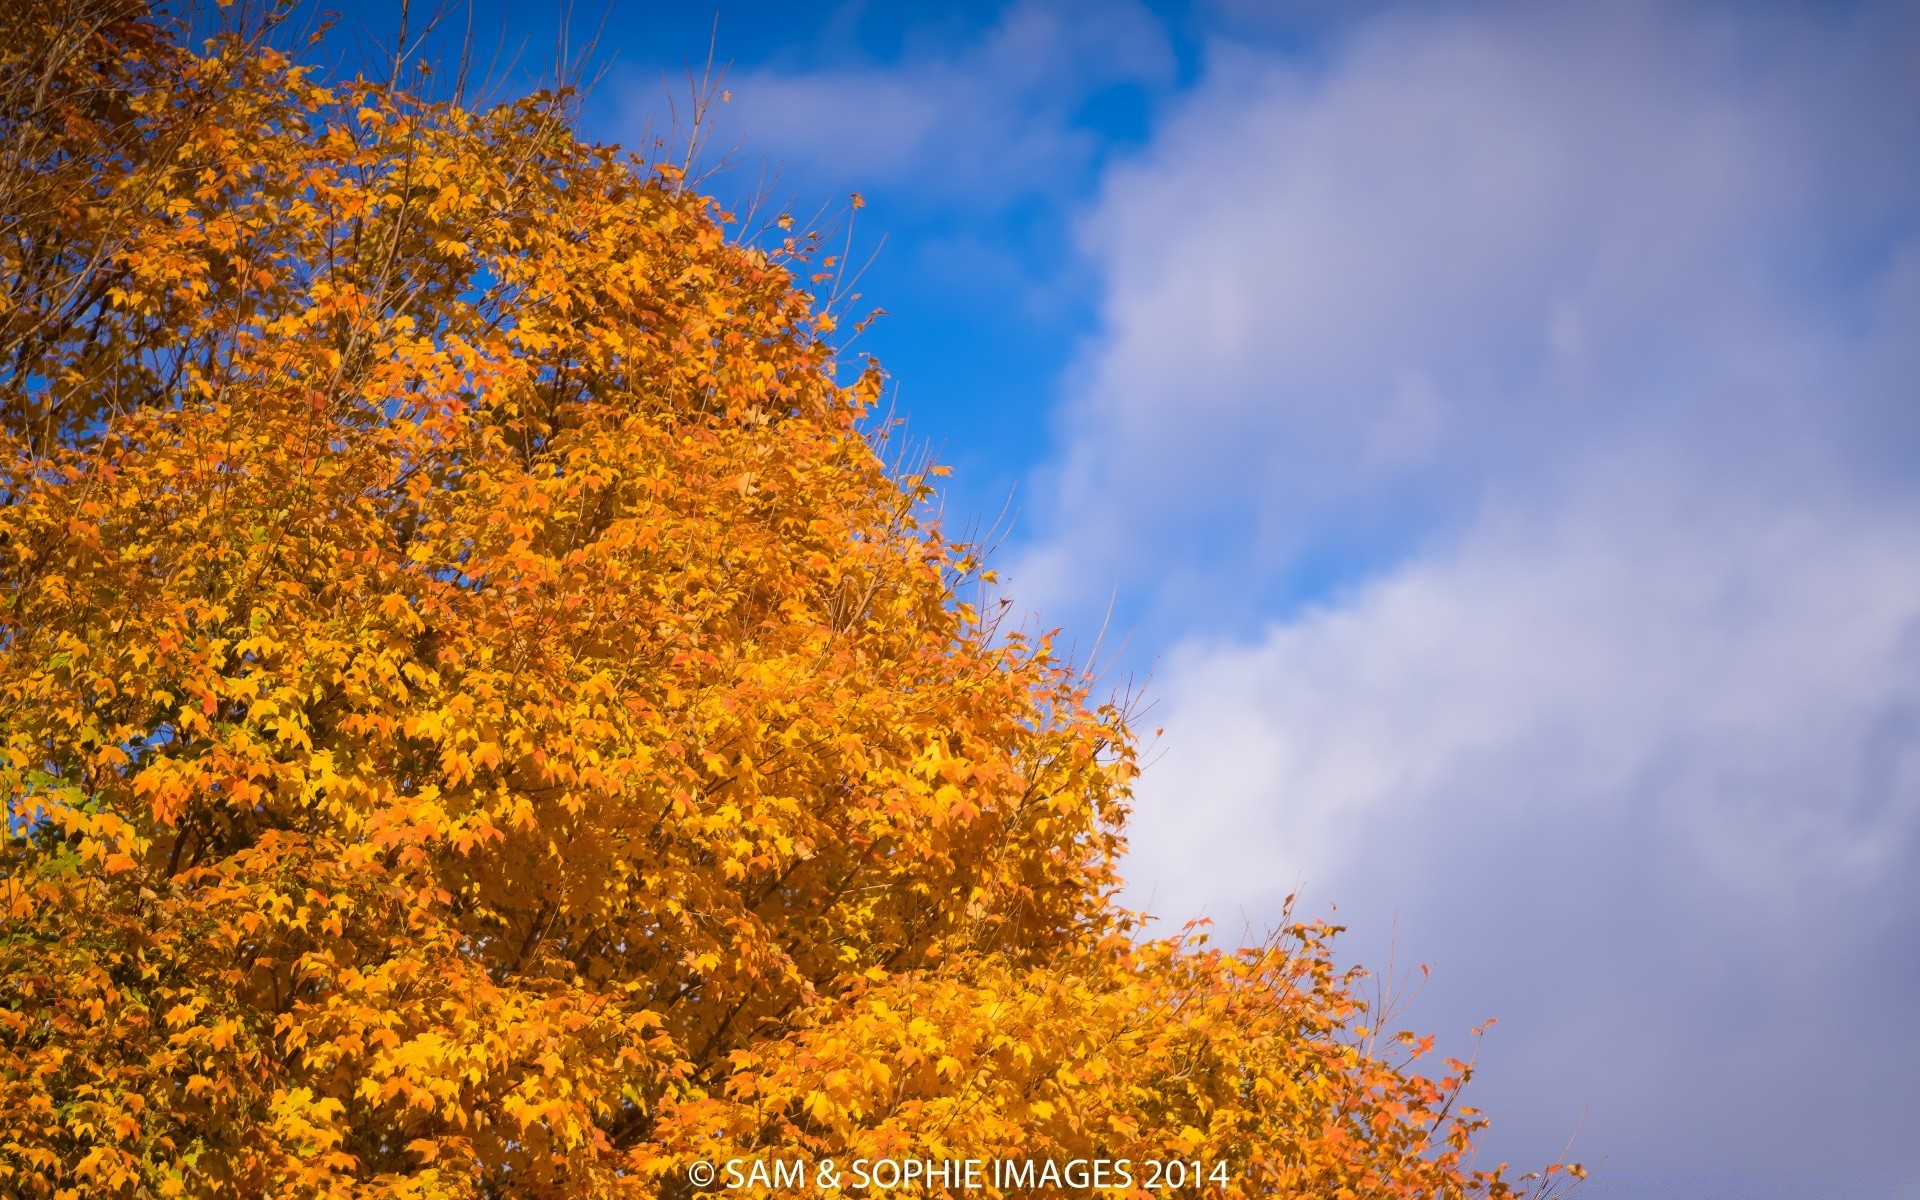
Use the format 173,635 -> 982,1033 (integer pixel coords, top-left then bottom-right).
0,4 -> 1571,1197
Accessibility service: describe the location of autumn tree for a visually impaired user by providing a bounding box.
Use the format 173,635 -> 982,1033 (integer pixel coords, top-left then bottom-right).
0,4 -> 1574,1197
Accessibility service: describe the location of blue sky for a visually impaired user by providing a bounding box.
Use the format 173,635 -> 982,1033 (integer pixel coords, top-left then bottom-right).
318,1 -> 1920,1191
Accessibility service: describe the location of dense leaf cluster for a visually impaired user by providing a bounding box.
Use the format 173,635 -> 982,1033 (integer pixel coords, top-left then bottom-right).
0,4 -> 1571,1197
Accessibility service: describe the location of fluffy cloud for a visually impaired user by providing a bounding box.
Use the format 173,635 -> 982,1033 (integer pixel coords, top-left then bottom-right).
653,0 -> 1172,208
1022,1 -> 1920,633
1020,0 -> 1920,1173
1127,471 -> 1920,1168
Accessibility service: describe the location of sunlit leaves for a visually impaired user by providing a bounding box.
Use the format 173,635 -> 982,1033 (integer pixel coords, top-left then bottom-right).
0,4 -> 1569,1198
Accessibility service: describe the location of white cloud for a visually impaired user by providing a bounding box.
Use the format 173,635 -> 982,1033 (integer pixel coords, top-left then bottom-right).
1020,1 -> 1920,632
1125,490 -> 1920,1169
649,0 -> 1173,207
1019,0 -> 1920,1173
1133,475 -> 1920,924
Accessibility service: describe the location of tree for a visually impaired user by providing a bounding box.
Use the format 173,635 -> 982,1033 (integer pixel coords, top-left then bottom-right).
0,4 -> 1574,1197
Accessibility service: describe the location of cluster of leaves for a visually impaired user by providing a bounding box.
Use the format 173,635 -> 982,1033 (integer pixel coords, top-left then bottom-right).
0,3 -> 1577,1197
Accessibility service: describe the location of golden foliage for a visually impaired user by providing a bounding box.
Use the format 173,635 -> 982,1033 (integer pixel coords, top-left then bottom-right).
0,4 -> 1572,1197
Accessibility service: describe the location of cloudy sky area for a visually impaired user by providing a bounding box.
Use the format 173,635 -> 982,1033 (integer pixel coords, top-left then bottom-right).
1021,2 -> 1920,1182
332,0 -> 1920,1190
